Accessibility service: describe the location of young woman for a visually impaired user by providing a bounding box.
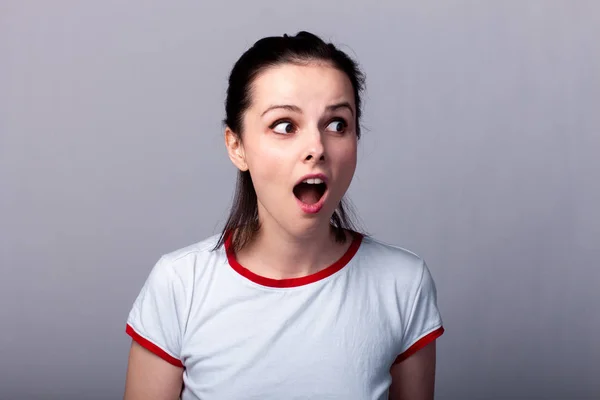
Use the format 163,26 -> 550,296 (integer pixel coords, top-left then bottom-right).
124,31 -> 444,400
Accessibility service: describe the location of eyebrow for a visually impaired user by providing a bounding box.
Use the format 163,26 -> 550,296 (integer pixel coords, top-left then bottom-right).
326,101 -> 354,116
261,104 -> 301,116
260,101 -> 355,117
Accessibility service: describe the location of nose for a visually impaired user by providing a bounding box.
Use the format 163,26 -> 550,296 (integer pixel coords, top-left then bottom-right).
302,129 -> 326,163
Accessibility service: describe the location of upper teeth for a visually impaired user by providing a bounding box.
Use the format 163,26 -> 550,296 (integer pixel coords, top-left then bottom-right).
303,178 -> 323,184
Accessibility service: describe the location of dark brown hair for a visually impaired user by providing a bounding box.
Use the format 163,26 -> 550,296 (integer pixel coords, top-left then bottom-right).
214,31 -> 366,251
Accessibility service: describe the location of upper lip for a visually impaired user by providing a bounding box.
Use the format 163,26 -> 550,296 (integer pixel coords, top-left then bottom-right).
294,173 -> 329,186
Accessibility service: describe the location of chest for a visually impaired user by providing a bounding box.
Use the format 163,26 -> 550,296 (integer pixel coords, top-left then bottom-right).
180,279 -> 398,399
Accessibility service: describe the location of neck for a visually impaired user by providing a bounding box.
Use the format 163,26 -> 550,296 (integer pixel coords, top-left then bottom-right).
235,217 -> 350,280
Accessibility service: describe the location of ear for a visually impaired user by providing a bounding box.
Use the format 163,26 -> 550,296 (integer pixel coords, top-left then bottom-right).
225,127 -> 249,171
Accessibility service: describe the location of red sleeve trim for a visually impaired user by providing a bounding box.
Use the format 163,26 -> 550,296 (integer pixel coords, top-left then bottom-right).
126,324 -> 184,368
393,326 -> 445,364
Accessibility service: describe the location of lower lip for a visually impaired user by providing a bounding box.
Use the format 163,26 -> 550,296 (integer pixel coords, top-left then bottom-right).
296,191 -> 328,214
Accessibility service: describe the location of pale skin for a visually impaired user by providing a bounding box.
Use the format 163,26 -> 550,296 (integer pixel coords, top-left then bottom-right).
123,62 -> 437,400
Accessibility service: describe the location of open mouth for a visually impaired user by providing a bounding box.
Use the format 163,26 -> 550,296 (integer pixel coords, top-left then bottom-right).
293,178 -> 328,205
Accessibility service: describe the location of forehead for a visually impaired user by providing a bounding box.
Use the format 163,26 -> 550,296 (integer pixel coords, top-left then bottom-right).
249,62 -> 355,110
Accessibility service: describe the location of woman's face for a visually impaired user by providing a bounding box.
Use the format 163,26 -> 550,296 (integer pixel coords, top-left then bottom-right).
226,62 -> 358,237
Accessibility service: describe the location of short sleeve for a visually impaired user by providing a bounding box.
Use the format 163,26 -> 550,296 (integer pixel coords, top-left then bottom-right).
125,255 -> 186,368
394,260 -> 444,364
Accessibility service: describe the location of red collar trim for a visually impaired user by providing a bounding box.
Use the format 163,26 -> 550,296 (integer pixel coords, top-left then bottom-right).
225,232 -> 363,288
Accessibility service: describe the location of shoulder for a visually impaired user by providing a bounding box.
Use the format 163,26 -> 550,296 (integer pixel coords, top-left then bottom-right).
353,235 -> 437,300
357,235 -> 426,279
354,236 -> 444,346
153,233 -> 226,278
359,235 -> 423,263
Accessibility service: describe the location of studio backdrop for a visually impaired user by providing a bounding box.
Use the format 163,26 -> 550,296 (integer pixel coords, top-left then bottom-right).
1,1 -> 599,399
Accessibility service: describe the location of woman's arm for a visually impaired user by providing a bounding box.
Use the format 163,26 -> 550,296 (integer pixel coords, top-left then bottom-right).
123,340 -> 184,400
388,341 -> 437,400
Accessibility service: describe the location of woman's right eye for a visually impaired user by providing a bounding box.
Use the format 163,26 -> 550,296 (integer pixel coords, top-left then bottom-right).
271,121 -> 295,134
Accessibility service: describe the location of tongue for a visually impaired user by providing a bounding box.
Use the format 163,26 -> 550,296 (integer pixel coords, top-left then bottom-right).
294,183 -> 321,205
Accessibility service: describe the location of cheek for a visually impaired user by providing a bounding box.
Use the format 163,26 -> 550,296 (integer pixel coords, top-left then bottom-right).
245,140 -> 290,193
332,140 -> 358,179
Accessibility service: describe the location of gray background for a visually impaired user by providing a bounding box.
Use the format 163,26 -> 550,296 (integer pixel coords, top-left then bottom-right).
1,1 -> 599,399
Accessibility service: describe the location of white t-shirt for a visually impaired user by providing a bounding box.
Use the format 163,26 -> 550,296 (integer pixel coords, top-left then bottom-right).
126,233 -> 444,400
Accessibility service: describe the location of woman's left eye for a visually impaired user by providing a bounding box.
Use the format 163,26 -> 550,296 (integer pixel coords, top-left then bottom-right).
326,119 -> 347,133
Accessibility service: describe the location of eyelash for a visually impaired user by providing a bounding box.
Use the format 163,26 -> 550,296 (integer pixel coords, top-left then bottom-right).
269,118 -> 349,134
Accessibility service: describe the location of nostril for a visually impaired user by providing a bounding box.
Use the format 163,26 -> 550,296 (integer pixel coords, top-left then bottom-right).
304,154 -> 325,162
